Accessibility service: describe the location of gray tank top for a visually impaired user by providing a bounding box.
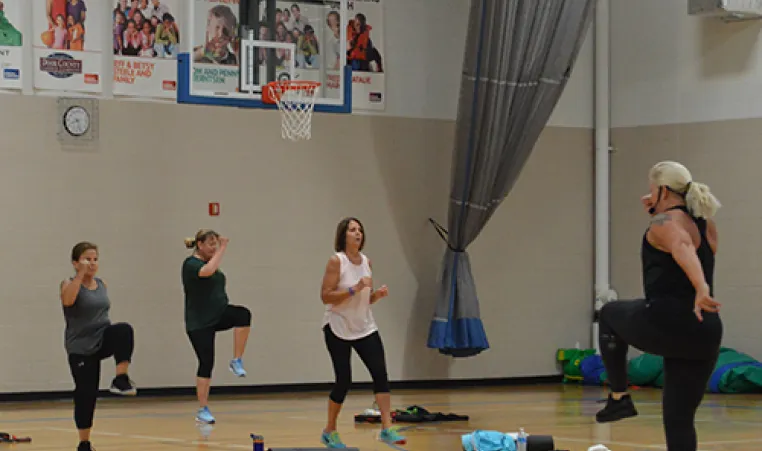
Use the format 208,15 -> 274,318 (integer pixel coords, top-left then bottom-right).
63,277 -> 111,355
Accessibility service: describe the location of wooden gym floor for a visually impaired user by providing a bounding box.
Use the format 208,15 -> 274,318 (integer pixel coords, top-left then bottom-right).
3,385 -> 762,451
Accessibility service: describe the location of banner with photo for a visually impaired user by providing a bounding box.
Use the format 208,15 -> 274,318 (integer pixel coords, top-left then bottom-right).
0,0 -> 23,89
113,0 -> 185,98
266,1 -> 334,95
191,0 -> 240,94
346,0 -> 384,111
33,0 -> 102,93
257,1 -> 385,110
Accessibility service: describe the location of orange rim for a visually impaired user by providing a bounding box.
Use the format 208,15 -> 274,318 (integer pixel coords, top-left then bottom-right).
263,81 -> 321,104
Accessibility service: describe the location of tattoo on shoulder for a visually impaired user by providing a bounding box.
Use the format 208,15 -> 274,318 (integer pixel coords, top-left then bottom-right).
650,213 -> 672,226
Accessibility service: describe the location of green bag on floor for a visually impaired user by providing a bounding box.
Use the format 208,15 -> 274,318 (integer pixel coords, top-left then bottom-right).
627,348 -> 762,393
557,348 -> 597,383
627,353 -> 664,386
709,347 -> 762,393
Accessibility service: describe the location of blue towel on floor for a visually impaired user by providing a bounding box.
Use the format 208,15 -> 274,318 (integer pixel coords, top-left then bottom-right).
461,430 -> 516,451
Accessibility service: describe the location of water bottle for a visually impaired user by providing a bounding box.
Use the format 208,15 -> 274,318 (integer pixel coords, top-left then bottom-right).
250,433 -> 264,451
516,427 -> 527,451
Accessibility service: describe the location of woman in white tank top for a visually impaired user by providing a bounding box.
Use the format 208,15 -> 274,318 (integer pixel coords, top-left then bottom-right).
318,217 -> 406,448
321,249 -> 376,340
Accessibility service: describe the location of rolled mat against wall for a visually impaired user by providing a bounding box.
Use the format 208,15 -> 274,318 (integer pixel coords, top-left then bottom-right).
527,435 -> 554,451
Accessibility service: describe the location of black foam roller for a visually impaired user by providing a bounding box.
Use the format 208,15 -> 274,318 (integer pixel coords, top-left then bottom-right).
527,435 -> 554,451
268,448 -> 360,451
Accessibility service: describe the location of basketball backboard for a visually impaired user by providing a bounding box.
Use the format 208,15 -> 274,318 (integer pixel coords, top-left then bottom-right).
178,0 -> 350,114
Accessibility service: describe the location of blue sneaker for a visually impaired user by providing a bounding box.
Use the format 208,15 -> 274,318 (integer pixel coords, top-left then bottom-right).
195,406 -> 216,424
379,427 -> 406,445
320,430 -> 347,448
229,358 -> 247,377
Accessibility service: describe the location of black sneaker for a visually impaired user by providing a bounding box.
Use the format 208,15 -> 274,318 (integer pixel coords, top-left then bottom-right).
77,440 -> 94,451
109,374 -> 137,396
595,393 -> 638,423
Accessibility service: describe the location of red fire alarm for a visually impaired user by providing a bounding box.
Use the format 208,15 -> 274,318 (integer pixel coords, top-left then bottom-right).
208,202 -> 220,216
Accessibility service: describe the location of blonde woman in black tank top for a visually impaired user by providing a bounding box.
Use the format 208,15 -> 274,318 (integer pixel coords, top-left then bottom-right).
595,161 -> 723,451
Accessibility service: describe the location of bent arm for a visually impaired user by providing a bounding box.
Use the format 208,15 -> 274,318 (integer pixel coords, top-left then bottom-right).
671,239 -> 710,294
60,277 -> 83,307
198,246 -> 226,277
321,256 -> 355,305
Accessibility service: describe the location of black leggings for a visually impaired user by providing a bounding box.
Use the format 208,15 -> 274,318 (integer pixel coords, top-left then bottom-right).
68,322 -> 134,430
323,324 -> 390,404
599,299 -> 722,451
187,305 -> 251,378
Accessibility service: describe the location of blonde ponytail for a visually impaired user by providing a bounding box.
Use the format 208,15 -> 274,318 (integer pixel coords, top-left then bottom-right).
649,161 -> 720,219
183,237 -> 196,249
685,181 -> 721,219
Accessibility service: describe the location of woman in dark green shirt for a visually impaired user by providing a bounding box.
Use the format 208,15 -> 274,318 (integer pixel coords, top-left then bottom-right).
182,229 -> 252,424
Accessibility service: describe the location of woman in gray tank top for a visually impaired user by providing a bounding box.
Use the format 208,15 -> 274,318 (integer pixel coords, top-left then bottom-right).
60,242 -> 138,451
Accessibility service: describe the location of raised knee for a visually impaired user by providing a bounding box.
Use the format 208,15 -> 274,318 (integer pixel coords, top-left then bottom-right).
599,302 -> 616,322
240,307 -> 252,326
114,322 -> 134,334
231,306 -> 251,327
113,323 -> 135,343
600,301 -> 631,330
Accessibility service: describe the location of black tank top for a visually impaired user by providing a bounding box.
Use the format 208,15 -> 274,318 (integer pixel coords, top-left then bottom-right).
641,205 -> 715,308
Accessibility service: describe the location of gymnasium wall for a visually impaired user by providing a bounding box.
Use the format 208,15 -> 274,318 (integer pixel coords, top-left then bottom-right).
610,0 -> 762,358
0,0 -> 595,394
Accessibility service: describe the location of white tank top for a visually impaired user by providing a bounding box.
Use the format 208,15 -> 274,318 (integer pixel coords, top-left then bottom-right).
322,251 -> 378,340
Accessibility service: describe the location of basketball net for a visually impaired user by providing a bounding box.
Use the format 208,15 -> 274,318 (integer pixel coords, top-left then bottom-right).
263,81 -> 321,141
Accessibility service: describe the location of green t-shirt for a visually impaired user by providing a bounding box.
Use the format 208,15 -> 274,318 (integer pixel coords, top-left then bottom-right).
182,256 -> 229,332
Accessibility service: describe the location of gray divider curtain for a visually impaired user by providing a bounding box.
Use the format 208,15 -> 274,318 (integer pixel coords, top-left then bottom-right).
427,0 -> 596,357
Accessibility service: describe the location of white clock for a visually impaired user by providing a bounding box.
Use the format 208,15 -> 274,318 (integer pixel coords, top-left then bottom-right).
63,106 -> 91,137
57,97 -> 99,146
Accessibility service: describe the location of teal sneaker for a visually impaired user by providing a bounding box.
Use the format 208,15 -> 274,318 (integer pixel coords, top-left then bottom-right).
379,427 -> 406,445
195,406 -> 216,424
320,430 -> 347,448
229,358 -> 247,377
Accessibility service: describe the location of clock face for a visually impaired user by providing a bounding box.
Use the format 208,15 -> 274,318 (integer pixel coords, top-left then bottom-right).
63,106 -> 90,137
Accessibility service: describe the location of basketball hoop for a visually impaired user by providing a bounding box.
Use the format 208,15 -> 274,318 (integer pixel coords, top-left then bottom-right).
262,81 -> 321,141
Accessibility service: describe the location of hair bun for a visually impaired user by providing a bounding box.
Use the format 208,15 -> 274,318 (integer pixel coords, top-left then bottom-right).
183,237 -> 196,249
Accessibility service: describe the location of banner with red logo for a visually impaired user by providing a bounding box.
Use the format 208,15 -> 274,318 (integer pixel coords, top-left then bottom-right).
32,0 -> 102,93
252,0 -> 386,112
345,0 -> 385,111
0,0 -> 24,90
113,0 -> 185,99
